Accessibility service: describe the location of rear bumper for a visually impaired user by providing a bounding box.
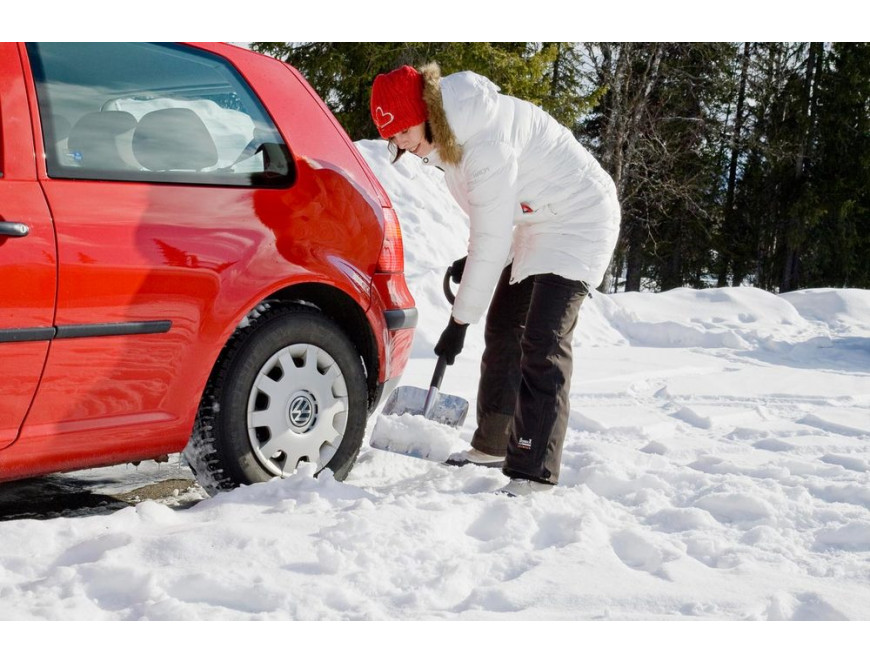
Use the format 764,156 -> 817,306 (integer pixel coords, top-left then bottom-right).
368,266 -> 416,409
371,306 -> 416,412
384,307 -> 418,331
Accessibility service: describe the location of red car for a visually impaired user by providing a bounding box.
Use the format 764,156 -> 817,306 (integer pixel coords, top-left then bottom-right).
0,42 -> 415,493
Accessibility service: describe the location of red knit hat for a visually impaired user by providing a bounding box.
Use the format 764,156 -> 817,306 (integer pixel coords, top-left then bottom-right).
370,65 -> 428,139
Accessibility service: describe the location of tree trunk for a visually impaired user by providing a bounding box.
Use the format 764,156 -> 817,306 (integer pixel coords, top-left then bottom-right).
624,218 -> 645,292
607,43 -> 665,292
719,42 -> 751,286
780,42 -> 822,292
550,42 -> 563,100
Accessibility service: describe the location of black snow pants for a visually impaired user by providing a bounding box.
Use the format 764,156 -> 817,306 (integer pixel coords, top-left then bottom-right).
470,265 -> 587,484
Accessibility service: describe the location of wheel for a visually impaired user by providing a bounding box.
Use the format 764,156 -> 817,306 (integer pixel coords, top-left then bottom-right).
185,306 -> 368,494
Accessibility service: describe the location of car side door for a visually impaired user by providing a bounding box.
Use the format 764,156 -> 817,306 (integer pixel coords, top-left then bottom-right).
17,42 -> 295,456
0,43 -> 57,448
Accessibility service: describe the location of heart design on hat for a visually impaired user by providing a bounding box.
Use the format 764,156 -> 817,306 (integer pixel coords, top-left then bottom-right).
375,107 -> 394,129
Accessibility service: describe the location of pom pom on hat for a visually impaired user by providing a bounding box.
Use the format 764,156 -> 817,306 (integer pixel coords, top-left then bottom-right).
370,65 -> 428,139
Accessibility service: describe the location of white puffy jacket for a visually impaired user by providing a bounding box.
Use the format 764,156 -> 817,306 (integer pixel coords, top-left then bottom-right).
420,67 -> 621,325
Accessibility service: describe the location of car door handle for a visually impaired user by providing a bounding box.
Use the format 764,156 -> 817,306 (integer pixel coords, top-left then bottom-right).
0,221 -> 30,237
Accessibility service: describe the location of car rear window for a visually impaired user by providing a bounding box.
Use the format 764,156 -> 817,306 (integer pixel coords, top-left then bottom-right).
26,42 -> 294,188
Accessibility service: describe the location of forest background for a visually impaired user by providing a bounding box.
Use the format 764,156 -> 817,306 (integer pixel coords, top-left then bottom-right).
252,42 -> 870,294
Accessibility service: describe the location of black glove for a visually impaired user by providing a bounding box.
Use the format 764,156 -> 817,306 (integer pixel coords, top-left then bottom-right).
434,318 -> 468,365
450,256 -> 467,284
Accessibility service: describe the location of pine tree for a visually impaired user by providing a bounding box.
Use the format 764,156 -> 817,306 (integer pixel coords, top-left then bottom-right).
805,42 -> 870,288
651,43 -> 735,291
726,42 -> 820,292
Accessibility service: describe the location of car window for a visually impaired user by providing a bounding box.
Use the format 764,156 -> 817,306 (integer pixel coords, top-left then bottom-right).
26,42 -> 294,188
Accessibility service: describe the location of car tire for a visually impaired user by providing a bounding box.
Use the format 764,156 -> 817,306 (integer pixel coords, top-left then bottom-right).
184,305 -> 367,495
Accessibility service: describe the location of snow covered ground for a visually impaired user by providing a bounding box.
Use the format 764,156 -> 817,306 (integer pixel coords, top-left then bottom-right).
1,140 -> 869,638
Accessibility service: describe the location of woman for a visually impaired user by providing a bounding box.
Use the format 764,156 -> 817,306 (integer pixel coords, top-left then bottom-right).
371,63 -> 620,496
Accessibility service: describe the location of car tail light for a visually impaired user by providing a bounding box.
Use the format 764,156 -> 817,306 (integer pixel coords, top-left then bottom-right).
377,207 -> 405,273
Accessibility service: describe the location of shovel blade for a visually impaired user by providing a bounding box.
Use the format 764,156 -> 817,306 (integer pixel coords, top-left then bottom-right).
381,385 -> 468,428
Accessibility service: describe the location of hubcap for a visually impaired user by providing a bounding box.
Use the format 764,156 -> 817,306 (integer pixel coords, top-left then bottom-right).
247,343 -> 349,477
288,392 -> 316,432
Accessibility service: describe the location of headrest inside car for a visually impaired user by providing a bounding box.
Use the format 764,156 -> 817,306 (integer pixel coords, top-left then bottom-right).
133,107 -> 218,171
67,111 -> 138,169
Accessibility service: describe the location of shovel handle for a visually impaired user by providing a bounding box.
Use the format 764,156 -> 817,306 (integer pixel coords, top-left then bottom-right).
422,355 -> 448,419
431,266 -> 454,393
430,354 -> 447,390
443,268 -> 456,304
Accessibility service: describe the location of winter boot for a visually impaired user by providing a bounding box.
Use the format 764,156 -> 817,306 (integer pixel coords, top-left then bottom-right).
497,478 -> 554,497
445,448 -> 505,468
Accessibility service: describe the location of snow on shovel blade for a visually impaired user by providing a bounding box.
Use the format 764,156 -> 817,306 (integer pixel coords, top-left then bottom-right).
368,409 -> 465,462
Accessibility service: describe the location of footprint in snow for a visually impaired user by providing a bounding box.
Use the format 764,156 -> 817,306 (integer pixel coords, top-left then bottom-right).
54,532 -> 134,567
640,441 -> 668,455
820,453 -> 869,473
610,530 -> 672,579
530,513 -> 584,550
753,438 -> 796,452
814,522 -> 870,552
763,592 -> 848,620
465,502 -> 528,545
693,492 -> 772,525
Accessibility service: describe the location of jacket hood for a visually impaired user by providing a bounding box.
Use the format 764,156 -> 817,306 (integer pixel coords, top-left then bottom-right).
421,63 -> 499,168
439,70 -> 501,142
420,63 -> 462,165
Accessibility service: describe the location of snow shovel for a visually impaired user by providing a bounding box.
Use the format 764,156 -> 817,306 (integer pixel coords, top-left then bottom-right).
368,267 -> 469,460
376,353 -> 468,427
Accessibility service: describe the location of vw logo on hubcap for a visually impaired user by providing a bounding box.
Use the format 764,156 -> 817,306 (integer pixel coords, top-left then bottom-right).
288,393 -> 315,430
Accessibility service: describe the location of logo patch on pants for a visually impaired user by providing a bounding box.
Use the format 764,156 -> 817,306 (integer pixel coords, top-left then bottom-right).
518,437 -> 532,450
